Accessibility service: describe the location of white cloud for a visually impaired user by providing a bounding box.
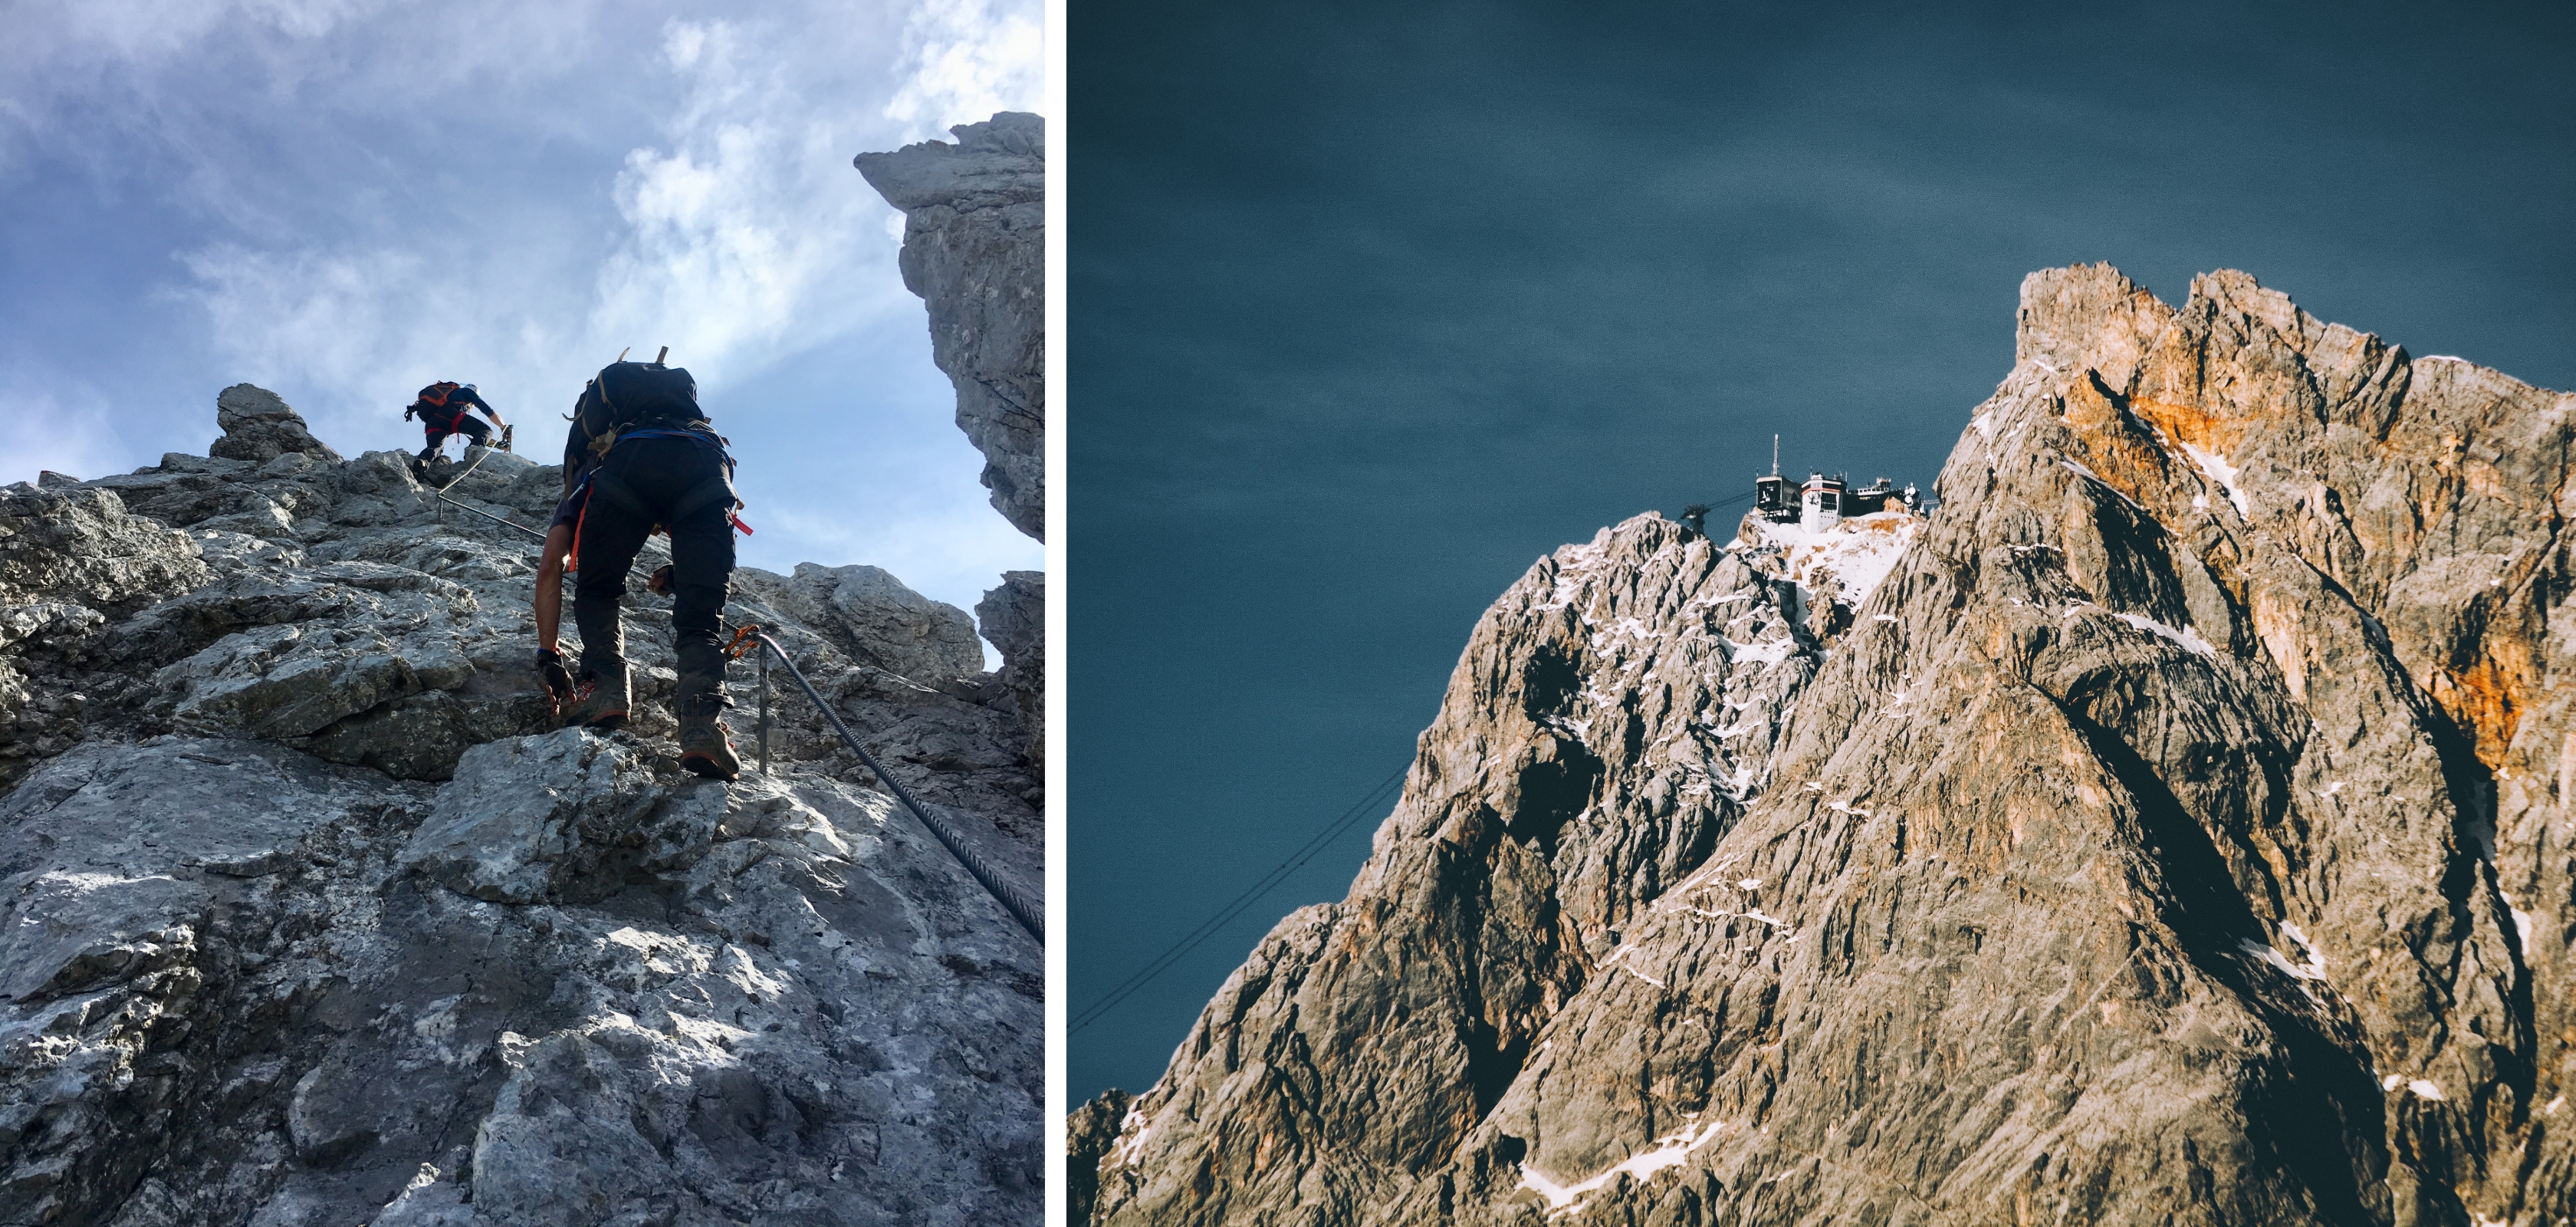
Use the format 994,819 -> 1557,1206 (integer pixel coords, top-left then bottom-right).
586,17 -> 912,390
884,0 -> 1046,141
0,381 -> 143,487
4,0 -> 1046,603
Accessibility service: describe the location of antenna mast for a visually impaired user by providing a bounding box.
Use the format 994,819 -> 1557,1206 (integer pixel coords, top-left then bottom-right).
1772,434 -> 1779,477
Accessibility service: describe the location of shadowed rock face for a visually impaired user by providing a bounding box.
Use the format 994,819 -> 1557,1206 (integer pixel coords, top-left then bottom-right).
1077,266 -> 2576,1226
0,385 -> 1041,1225
976,570 -> 1043,772
855,112 -> 1045,544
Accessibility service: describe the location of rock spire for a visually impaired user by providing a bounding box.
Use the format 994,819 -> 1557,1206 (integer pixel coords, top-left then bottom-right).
1077,266 -> 2576,1225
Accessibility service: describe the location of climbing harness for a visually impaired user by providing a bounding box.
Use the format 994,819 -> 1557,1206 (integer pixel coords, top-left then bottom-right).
582,425 -> 753,539
737,624 -> 1043,943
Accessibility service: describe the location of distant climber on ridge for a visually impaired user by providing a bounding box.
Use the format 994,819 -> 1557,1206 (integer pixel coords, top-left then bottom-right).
406,380 -> 511,479
555,349 -> 748,781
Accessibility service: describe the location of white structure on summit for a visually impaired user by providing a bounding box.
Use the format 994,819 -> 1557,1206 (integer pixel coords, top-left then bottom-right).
1753,470 -> 1920,532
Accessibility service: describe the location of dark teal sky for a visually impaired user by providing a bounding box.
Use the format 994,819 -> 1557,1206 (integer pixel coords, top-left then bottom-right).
1070,0 -> 2576,1100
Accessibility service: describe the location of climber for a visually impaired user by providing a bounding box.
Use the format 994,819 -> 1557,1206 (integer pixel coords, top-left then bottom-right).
555,350 -> 747,781
529,441 -> 675,719
407,381 -> 511,479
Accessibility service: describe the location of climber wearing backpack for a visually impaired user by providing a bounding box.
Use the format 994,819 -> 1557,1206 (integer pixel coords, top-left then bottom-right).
555,350 -> 746,781
406,380 -> 511,479
528,430 -> 678,719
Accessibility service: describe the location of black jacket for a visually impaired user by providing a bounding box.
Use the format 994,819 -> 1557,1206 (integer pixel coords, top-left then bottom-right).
413,386 -> 498,426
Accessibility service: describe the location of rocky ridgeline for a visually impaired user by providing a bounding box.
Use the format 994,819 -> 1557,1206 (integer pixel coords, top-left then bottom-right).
0,387 -> 1040,1225
856,110 -> 1046,773
1076,267 -> 2576,1225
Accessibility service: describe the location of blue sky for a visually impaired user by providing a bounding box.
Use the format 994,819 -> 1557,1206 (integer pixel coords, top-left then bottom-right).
0,0 -> 1043,627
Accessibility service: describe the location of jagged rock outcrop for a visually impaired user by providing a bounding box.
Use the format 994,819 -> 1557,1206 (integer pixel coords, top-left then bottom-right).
855,110 -> 1049,780
734,563 -> 987,689
855,112 -> 1046,543
976,571 -> 1043,771
0,384 -> 1041,1224
209,383 -> 343,466
1079,266 -> 2576,1225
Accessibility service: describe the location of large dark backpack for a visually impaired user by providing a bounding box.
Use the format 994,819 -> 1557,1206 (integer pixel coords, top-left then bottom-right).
591,361 -> 701,429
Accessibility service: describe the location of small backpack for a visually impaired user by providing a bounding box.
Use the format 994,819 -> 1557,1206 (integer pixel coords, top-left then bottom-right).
406,381 -> 464,423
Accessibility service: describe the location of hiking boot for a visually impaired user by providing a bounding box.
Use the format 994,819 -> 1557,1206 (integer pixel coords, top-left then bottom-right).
562,658 -> 630,730
678,703 -> 741,781
672,645 -> 737,779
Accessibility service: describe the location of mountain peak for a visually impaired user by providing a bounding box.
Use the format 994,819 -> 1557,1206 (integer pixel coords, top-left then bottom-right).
1081,268 -> 2576,1225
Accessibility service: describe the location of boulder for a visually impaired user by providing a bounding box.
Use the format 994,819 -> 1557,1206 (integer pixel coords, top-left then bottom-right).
209,383 -> 343,465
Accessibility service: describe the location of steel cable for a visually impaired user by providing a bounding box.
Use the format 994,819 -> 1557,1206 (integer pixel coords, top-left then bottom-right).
1070,760 -> 1411,1034
751,631 -> 1043,944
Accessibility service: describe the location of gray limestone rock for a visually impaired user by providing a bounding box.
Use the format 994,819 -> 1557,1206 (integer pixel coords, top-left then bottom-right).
856,112 -> 1045,542
0,364 -> 1041,1221
0,485 -> 212,614
978,570 -> 1044,771
0,485 -> 213,785
209,383 -> 343,466
399,728 -> 719,904
736,562 -> 987,689
1079,266 -> 2576,1226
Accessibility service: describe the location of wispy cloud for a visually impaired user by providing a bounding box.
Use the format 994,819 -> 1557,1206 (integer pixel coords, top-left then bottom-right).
0,379 -> 142,487
885,0 -> 1046,142
3,0 -> 1044,615
588,17 -> 912,388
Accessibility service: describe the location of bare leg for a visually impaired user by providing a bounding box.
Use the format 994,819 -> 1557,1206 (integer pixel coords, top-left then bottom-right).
536,522 -> 573,653
534,521 -> 577,713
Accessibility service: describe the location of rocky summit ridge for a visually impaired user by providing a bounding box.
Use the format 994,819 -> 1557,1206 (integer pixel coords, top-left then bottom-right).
0,386 -> 1040,1224
1075,266 -> 2576,1225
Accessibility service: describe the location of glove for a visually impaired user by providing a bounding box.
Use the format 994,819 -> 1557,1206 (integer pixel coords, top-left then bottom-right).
403,405 -> 416,421
536,647 -> 577,711
499,424 -> 514,452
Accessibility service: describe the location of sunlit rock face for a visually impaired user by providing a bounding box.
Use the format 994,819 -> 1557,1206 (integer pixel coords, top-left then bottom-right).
1076,266 -> 2576,1227
0,384 -> 1042,1225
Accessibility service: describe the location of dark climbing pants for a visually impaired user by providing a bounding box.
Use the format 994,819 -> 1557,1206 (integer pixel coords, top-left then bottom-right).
570,436 -> 735,687
419,412 -> 491,460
